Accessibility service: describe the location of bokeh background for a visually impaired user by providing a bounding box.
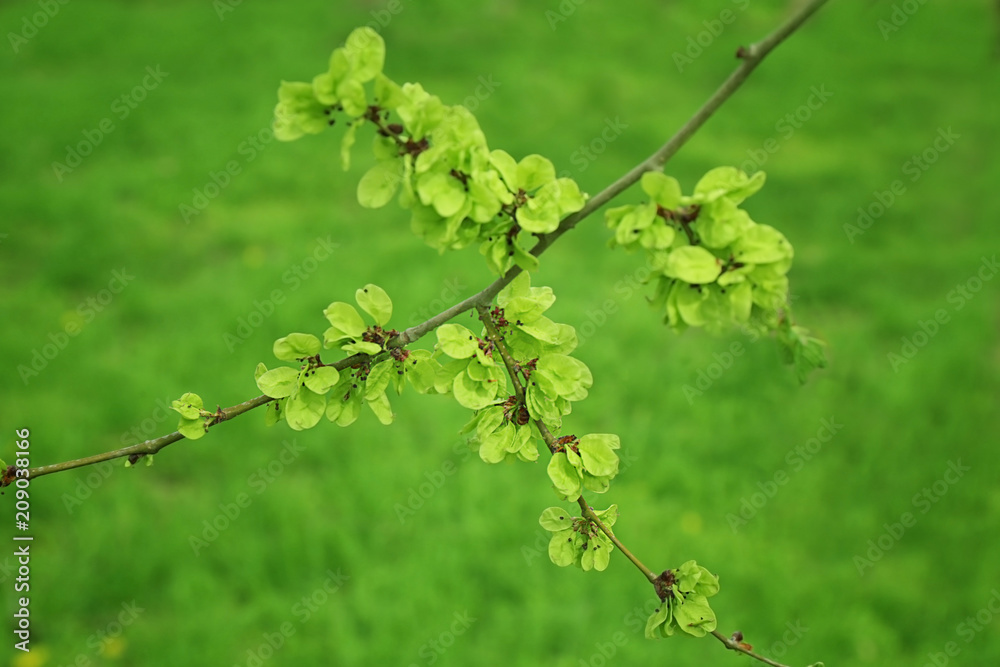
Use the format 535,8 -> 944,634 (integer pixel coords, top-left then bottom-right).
2,1 -> 998,665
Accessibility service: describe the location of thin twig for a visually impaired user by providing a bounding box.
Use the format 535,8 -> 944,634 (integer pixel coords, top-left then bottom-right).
577,498 -> 657,583
711,630 -> 795,667
475,304 -> 526,401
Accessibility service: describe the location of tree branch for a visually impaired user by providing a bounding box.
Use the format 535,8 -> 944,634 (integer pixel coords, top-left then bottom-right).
16,4 -> 829,665
19,0 -> 827,524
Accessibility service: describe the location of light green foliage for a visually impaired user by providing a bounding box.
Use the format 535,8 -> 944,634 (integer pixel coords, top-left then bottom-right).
272,27 -> 587,276
545,434 -> 620,500
259,29 -> 828,652
539,505 -> 618,571
257,284 -> 418,430
645,560 -> 721,639
170,392 -> 211,440
606,167 -> 826,382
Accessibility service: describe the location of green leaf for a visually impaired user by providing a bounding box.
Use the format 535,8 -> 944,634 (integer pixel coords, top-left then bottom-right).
326,385 -> 361,427
645,604 -> 671,640
479,422 -> 514,463
729,281 -> 753,323
358,160 -> 404,209
303,366 -> 340,394
256,367 -> 301,399
547,452 -> 582,500
471,405 -> 505,440
273,333 -> 321,361
340,118 -> 361,171
580,541 -> 597,571
535,354 -> 593,401
509,235 -> 540,272
356,284 -> 393,326
406,350 -> 444,394
452,369 -> 496,410
593,504 -> 619,529
273,81 -> 329,142
285,386 -> 327,431
675,284 -> 708,327
336,77 -> 367,117
693,167 -> 765,205
254,362 -> 268,382
416,170 -> 467,217
641,171 -> 682,208
343,27 -> 385,82
577,434 -> 620,477
663,246 -> 722,284
313,49 -> 350,105
539,507 -> 574,532
548,530 -> 579,567
778,319 -> 828,384
510,425 -> 537,462
324,303 -> 369,349
519,184 -> 561,233
588,539 -> 611,572
341,341 -> 383,355
171,392 -> 204,420
436,324 -> 480,359
365,360 -> 394,400
698,198 -> 752,249
264,398 -> 284,426
673,593 -> 717,637
367,391 -> 393,425
374,73 -> 405,109
517,154 -> 556,192
178,417 -> 207,440
732,224 -> 793,264
555,178 -> 587,215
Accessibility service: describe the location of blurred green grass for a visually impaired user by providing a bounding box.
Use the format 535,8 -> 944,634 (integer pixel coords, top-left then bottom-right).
1,0 -> 998,665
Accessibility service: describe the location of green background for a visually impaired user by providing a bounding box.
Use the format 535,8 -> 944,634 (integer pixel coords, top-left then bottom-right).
2,1 -> 998,665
